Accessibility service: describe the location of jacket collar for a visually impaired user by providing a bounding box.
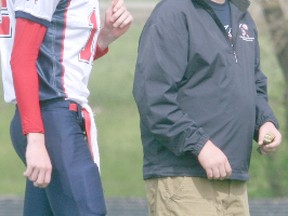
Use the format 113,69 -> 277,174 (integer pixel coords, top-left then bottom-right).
195,0 -> 250,12
230,0 -> 250,11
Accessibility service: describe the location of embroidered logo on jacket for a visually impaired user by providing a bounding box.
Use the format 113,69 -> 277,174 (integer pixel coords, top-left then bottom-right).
239,24 -> 255,42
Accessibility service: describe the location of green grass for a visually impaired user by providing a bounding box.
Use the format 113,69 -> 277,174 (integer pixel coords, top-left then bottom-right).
0,16 -> 287,198
89,22 -> 145,197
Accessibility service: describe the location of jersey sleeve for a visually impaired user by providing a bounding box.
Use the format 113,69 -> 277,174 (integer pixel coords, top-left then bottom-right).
94,44 -> 109,60
14,0 -> 61,27
10,18 -> 47,135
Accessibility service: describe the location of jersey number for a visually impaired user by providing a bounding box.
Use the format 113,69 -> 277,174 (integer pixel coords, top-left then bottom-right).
0,0 -> 12,38
79,9 -> 98,63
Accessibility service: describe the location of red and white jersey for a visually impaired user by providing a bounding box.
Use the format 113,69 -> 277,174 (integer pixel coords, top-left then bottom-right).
1,0 -> 102,105
0,0 -> 16,103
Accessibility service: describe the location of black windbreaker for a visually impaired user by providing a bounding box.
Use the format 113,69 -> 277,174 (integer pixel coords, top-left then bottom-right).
133,0 -> 278,181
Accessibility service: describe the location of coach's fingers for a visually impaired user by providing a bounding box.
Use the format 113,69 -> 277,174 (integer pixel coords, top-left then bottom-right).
206,168 -> 213,180
211,167 -> 221,180
219,164 -> 227,180
224,161 -> 232,177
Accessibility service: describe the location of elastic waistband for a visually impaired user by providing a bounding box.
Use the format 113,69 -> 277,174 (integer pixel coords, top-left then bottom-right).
15,98 -> 83,118
39,98 -> 80,111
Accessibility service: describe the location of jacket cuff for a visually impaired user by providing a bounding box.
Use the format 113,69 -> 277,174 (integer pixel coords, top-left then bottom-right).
190,134 -> 209,156
255,113 -> 279,131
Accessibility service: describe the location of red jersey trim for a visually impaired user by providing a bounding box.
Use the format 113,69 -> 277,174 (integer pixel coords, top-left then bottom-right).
94,44 -> 109,60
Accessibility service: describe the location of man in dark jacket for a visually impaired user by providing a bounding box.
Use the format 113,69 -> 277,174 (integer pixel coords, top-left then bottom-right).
133,0 -> 282,215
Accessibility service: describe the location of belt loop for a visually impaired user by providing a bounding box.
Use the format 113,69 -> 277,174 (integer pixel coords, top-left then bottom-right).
69,102 -> 82,120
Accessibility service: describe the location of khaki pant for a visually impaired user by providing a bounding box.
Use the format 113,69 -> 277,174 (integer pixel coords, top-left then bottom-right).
145,177 -> 250,216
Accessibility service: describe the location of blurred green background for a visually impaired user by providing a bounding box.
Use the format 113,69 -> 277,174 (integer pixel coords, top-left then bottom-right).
0,0 -> 287,199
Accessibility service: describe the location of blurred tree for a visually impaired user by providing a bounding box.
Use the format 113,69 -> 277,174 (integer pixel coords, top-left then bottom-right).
259,0 -> 288,130
254,0 -> 288,197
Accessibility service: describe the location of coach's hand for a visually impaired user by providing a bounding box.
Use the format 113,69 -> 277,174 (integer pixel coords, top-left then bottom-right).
97,0 -> 133,50
257,121 -> 282,155
198,140 -> 232,180
24,133 -> 52,188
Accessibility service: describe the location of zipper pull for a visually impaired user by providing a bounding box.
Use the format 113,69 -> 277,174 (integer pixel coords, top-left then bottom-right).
231,43 -> 238,63
233,51 -> 238,63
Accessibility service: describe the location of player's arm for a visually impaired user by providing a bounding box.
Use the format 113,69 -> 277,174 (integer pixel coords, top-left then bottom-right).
94,0 -> 133,60
11,18 -> 45,134
10,18 -> 52,188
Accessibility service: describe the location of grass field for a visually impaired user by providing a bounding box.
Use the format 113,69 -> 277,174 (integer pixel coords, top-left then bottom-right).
0,2 -> 287,198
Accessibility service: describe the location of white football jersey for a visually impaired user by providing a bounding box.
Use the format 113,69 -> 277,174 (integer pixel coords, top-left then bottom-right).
0,0 -> 16,103
1,0 -> 102,105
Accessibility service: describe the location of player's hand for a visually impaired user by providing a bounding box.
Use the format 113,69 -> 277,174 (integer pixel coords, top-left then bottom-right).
257,121 -> 282,155
198,140 -> 232,180
97,0 -> 133,49
24,133 -> 52,188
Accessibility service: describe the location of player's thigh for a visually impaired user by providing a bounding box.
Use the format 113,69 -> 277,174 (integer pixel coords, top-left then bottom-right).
10,108 -> 53,215
42,104 -> 106,215
145,176 -> 218,216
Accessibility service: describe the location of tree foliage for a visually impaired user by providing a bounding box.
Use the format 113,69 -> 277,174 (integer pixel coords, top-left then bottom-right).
258,0 -> 288,130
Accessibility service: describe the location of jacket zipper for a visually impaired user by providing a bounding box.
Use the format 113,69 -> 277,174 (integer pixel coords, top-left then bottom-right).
232,46 -> 238,63
194,0 -> 238,63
